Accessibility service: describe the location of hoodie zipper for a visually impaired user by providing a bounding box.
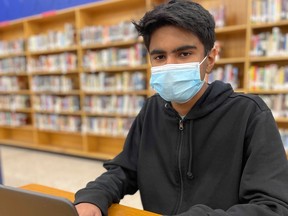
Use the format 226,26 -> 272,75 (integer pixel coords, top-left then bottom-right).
174,119 -> 184,214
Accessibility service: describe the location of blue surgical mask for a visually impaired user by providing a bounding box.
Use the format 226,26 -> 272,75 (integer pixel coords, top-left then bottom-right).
150,57 -> 207,103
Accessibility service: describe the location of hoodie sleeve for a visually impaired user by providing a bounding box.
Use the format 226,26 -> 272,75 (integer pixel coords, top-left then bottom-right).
168,110 -> 288,216
74,110 -> 143,216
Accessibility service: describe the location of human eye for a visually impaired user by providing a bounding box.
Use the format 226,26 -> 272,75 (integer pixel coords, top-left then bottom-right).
153,55 -> 166,60
179,51 -> 192,57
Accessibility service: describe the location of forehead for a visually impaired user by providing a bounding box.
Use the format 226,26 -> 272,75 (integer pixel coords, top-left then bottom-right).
149,25 -> 204,53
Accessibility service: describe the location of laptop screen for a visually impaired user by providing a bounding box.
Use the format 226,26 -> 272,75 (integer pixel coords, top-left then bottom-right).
0,185 -> 78,216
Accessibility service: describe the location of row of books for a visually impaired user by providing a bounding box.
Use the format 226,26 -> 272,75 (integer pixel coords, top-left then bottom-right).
31,76 -> 75,92
35,114 -> 135,135
0,112 -> 28,126
35,114 -> 81,132
80,21 -> 139,46
84,117 -> 134,136
250,27 -> 288,57
249,64 -> 288,90
34,95 -> 80,112
259,94 -> 288,118
0,76 -> 28,91
214,41 -> 222,61
0,95 -> 30,110
84,95 -> 145,115
0,39 -> 25,56
2,45 -> 145,73
28,23 -> 76,52
0,57 -> 26,73
27,53 -> 77,73
279,129 -> 288,150
208,64 -> 239,89
81,71 -> 146,92
209,5 -> 225,28
83,43 -> 147,69
251,0 -> 288,23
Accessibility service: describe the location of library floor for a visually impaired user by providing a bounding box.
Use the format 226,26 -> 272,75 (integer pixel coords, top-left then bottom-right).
0,145 -> 142,209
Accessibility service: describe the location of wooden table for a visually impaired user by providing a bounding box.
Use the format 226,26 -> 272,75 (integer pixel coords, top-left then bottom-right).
21,184 -> 159,216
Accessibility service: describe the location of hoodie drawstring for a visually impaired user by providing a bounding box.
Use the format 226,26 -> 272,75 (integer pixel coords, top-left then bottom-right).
179,118 -> 194,179
187,121 -> 194,179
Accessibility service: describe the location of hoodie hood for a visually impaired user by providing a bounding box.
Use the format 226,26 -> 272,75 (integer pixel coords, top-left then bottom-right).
184,80 -> 233,120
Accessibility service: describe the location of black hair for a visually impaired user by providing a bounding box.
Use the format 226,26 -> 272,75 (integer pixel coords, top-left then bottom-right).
133,0 -> 215,55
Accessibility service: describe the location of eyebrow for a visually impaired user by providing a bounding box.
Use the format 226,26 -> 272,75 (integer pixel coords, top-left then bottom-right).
150,45 -> 197,55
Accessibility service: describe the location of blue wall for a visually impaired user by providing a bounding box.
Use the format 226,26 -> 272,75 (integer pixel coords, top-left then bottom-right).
0,0 -> 103,22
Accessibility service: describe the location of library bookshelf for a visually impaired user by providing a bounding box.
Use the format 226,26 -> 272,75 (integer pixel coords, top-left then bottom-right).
0,0 -> 287,159
0,0 -> 159,160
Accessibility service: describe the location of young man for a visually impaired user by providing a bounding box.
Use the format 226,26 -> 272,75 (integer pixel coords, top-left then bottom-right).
74,1 -> 288,215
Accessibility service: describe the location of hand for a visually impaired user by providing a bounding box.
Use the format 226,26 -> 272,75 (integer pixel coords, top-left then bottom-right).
75,203 -> 102,216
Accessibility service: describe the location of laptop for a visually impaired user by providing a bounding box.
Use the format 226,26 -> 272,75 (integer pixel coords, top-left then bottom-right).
0,185 -> 79,216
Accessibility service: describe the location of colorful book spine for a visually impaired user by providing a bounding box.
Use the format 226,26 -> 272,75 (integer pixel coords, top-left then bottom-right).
84,95 -> 145,115
32,75 -> 75,92
0,112 -> 28,126
28,23 -> 76,52
0,57 -> 26,74
0,39 -> 25,56
259,94 -> 288,118
0,95 -> 30,110
81,71 -> 146,92
209,5 -> 225,28
250,28 -> 288,57
34,95 -> 80,112
0,76 -> 28,91
85,117 -> 134,136
35,114 -> 81,132
27,53 -> 77,73
80,21 -> 139,46
279,129 -> 288,151
251,0 -> 288,23
83,43 -> 147,69
209,64 -> 239,89
249,64 -> 288,90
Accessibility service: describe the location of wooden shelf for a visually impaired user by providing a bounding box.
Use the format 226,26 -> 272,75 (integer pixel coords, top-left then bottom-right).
0,125 -> 34,130
251,19 -> 288,29
28,46 -> 78,56
0,108 -> 32,113
215,24 -> 247,34
250,56 -> 288,63
30,69 -> 79,75
35,110 -> 83,115
81,39 -> 143,50
215,57 -> 246,64
0,139 -> 35,147
36,128 -> 81,135
0,0 -> 287,160
33,90 -> 81,95
0,72 -> 27,76
0,90 -> 31,95
275,117 -> 288,123
83,65 -> 149,72
0,0 -> 155,159
86,132 -> 126,139
247,89 -> 288,94
85,112 -> 138,118
0,53 -> 25,59
83,90 -> 148,95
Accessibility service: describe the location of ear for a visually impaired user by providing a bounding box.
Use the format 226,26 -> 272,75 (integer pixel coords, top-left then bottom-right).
205,47 -> 217,74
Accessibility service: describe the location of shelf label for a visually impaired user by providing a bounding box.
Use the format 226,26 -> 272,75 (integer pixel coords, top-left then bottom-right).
42,10 -> 57,17
0,21 -> 10,27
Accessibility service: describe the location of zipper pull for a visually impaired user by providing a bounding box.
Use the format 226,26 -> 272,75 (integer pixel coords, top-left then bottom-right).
179,119 -> 184,130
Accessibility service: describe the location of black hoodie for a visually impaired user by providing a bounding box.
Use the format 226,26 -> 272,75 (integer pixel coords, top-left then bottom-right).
75,81 -> 288,216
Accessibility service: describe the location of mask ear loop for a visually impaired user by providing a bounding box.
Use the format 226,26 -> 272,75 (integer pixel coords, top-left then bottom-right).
199,56 -> 208,65
199,56 -> 208,82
